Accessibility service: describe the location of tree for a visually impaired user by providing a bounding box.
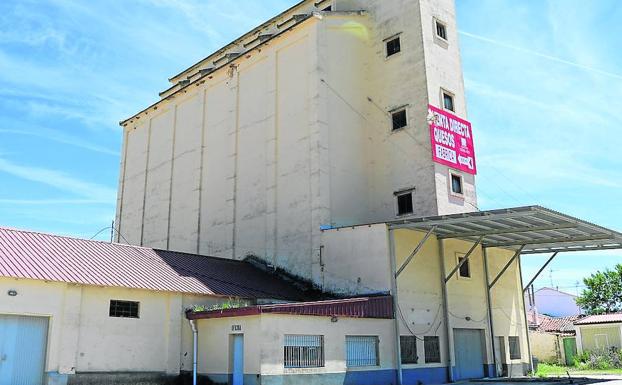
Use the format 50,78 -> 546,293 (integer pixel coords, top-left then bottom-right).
576,264 -> 622,315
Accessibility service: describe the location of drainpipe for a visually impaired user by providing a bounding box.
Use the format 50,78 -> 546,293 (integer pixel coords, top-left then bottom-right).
189,319 -> 198,385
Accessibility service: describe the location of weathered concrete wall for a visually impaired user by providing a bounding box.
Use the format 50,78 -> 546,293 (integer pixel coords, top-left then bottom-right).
319,226 -> 529,374
0,277 -> 222,384
194,313 -> 394,382
116,0 -> 478,283
578,324 -> 622,352
530,332 -> 562,364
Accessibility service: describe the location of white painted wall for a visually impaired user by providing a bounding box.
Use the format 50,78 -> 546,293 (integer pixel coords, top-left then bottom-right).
0,277 -> 221,376
527,288 -> 582,317
320,226 -> 530,372
116,0 -> 478,284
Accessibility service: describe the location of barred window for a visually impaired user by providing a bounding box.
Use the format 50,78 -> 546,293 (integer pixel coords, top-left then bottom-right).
424,336 -> 441,363
509,336 -> 521,359
109,300 -> 139,318
400,336 -> 417,364
346,336 -> 379,367
284,335 -> 324,368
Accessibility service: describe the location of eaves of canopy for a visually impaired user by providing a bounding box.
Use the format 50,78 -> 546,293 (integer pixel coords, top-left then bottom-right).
387,205 -> 622,254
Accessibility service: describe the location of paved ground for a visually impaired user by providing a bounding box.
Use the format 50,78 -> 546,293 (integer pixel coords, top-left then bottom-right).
468,377 -> 622,385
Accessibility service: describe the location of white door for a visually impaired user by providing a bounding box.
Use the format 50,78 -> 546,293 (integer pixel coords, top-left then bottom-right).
0,315 -> 49,385
232,334 -> 244,385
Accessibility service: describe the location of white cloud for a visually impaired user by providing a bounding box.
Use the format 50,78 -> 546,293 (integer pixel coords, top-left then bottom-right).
0,158 -> 116,202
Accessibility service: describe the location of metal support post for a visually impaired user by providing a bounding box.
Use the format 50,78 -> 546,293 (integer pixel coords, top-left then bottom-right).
438,239 -> 454,382
482,247 -> 498,377
517,254 -> 535,374
388,229 -> 403,385
489,246 -> 525,289
523,252 -> 558,292
396,226 -> 436,277
445,236 -> 484,282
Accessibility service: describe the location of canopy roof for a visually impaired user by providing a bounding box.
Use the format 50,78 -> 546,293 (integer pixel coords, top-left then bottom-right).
388,206 -> 622,254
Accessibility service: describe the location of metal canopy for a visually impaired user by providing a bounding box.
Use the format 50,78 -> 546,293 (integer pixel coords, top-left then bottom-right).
387,206 -> 622,254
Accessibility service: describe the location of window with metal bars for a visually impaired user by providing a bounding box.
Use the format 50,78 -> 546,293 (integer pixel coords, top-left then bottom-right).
400,336 -> 418,364
424,336 -> 441,363
109,300 -> 139,318
284,335 -> 324,368
346,336 -> 379,367
509,336 -> 521,359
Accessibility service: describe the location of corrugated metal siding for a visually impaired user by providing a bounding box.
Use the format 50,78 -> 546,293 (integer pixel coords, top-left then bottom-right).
0,227 -> 309,300
188,295 -> 394,320
261,296 -> 393,318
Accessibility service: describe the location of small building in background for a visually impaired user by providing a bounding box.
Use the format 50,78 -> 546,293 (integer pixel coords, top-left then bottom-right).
528,312 -> 579,366
525,287 -> 583,318
575,313 -> 622,354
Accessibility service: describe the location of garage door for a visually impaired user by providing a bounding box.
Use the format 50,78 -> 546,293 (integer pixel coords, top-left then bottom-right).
453,328 -> 485,381
0,315 -> 49,385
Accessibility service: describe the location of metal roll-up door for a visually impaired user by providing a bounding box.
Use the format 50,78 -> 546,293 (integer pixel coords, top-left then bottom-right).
0,315 -> 49,385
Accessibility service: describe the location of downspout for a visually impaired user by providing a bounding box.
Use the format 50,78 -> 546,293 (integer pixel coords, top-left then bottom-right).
189,319 -> 198,385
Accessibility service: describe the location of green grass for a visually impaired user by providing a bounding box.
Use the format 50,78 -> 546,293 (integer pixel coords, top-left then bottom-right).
537,363 -> 622,377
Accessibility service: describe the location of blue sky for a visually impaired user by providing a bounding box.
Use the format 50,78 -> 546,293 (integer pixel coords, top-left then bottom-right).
0,0 -> 619,291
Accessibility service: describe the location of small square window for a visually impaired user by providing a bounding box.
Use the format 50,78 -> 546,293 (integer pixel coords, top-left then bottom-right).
391,109 -> 407,131
396,192 -> 413,216
509,336 -> 521,359
451,173 -> 463,195
442,91 -> 455,112
284,335 -> 325,368
346,336 -> 379,367
458,256 -> 471,278
109,300 -> 139,318
435,20 -> 448,41
386,36 -> 401,57
400,336 -> 417,364
424,336 -> 441,363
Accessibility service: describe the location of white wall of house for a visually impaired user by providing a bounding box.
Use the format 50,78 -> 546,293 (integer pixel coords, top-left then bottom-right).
0,277 -> 220,382
576,323 -> 622,354
527,288 -> 582,317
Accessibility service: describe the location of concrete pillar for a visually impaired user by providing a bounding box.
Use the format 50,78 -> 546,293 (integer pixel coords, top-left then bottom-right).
57,284 -> 83,374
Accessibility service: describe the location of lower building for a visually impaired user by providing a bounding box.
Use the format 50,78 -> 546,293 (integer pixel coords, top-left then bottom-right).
0,227 -> 314,385
575,314 -> 622,354
1,206 -> 621,385
528,312 -> 578,366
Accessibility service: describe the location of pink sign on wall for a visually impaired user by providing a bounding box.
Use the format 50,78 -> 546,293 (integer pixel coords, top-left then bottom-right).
428,104 -> 477,175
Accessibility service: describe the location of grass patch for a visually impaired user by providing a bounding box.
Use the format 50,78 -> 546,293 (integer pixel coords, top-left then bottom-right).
537,363 -> 622,377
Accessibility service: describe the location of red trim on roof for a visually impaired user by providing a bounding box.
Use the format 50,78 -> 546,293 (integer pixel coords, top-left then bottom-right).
187,295 -> 394,320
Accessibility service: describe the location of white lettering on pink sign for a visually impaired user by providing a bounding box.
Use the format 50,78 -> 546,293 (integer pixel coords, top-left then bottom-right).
428,105 -> 477,175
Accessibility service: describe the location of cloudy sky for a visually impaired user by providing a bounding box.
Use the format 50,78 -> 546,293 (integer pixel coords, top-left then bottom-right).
0,0 -> 620,291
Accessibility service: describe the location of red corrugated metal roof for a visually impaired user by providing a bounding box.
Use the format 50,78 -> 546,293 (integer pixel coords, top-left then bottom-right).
574,313 -> 622,325
187,295 -> 394,320
0,227 -> 310,300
